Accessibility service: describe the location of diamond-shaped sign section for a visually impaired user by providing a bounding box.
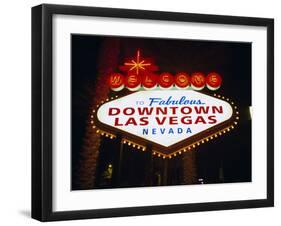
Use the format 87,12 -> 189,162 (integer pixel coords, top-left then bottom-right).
96,90 -> 233,149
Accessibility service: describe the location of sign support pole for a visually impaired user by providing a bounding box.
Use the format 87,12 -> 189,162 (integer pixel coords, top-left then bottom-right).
163,159 -> 168,186
145,145 -> 153,186
112,135 -> 124,187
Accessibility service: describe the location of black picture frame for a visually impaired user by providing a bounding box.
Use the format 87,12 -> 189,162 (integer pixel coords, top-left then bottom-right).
32,4 -> 274,222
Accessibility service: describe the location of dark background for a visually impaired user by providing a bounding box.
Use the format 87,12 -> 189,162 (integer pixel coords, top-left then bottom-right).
71,34 -> 251,189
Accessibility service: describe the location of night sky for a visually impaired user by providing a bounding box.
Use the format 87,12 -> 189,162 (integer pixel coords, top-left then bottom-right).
71,34 -> 251,190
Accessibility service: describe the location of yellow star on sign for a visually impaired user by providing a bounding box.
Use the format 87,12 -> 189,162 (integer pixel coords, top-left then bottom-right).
124,50 -> 151,75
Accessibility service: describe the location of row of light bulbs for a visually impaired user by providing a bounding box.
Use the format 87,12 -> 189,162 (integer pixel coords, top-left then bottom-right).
156,122 -> 239,159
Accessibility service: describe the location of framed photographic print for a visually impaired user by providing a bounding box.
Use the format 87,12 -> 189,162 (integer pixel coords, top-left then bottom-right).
32,4 -> 274,221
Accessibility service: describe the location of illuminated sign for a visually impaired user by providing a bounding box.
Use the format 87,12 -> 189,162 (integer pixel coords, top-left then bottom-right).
90,50 -> 239,158
109,50 -> 222,92
108,70 -> 222,91
94,90 -> 237,155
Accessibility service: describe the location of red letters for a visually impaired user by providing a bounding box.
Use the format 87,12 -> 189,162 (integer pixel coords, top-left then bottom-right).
109,108 -> 120,116
108,106 -> 223,127
108,72 -> 222,91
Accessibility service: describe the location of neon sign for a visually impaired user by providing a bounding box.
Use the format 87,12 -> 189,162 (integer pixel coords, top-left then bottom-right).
91,50 -> 238,158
